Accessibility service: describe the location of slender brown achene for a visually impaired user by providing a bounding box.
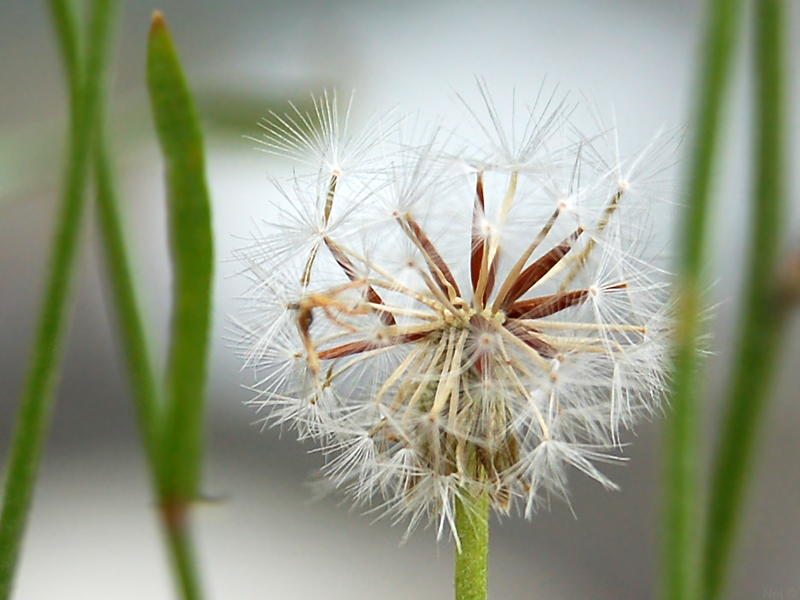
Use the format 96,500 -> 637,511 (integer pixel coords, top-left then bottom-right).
289,169 -> 637,506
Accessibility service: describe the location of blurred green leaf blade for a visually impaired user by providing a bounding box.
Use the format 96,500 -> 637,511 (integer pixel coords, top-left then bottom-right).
664,0 -> 745,599
701,0 -> 789,598
146,11 -> 214,503
0,0 -> 119,596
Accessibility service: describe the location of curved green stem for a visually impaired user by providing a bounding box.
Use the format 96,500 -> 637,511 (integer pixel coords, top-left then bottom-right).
701,1 -> 788,598
0,0 -> 118,597
146,13 -> 213,600
665,0 -> 744,598
160,502 -> 204,600
454,489 -> 489,600
147,11 -> 214,506
95,134 -> 162,482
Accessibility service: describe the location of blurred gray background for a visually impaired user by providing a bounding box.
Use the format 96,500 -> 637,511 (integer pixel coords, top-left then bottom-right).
1,0 -> 799,598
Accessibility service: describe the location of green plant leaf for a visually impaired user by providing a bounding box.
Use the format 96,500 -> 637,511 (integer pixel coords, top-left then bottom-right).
701,1 -> 788,598
665,0 -> 745,599
0,0 -> 119,597
95,136 -> 162,479
146,11 -> 214,504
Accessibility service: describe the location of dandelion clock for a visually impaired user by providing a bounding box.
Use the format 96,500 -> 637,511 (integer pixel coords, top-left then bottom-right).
233,84 -> 675,600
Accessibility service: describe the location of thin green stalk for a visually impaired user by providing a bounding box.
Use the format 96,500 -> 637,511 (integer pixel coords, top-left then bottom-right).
161,503 -> 204,600
61,3 -> 206,598
454,489 -> 489,600
665,0 -> 744,599
95,137 -> 162,480
145,13 -> 213,600
96,49 -> 206,600
701,1 -> 788,598
47,0 -> 83,96
0,0 -> 118,596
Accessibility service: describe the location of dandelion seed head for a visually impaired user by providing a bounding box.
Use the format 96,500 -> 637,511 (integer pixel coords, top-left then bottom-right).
234,85 -> 676,537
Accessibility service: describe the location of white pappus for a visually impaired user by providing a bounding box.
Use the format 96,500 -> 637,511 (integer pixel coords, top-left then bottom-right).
233,85 -> 676,539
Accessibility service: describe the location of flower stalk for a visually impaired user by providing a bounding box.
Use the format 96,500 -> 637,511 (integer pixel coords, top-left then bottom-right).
455,485 -> 490,600
237,85 -> 676,597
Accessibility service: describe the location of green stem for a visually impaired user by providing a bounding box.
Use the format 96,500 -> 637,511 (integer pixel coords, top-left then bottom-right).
700,1 -> 787,598
95,136 -> 162,482
47,0 -> 83,95
0,0 -> 118,596
96,15 -> 209,598
145,13 -> 212,599
664,0 -> 744,599
160,502 -> 204,600
454,489 -> 489,600
97,144 -> 207,600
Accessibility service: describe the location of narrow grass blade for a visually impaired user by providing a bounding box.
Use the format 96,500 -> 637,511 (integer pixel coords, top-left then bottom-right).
146,11 -> 214,507
53,0 -> 162,480
664,0 -> 744,599
701,1 -> 788,598
47,0 -> 82,97
95,138 -> 162,478
0,0 -> 118,596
